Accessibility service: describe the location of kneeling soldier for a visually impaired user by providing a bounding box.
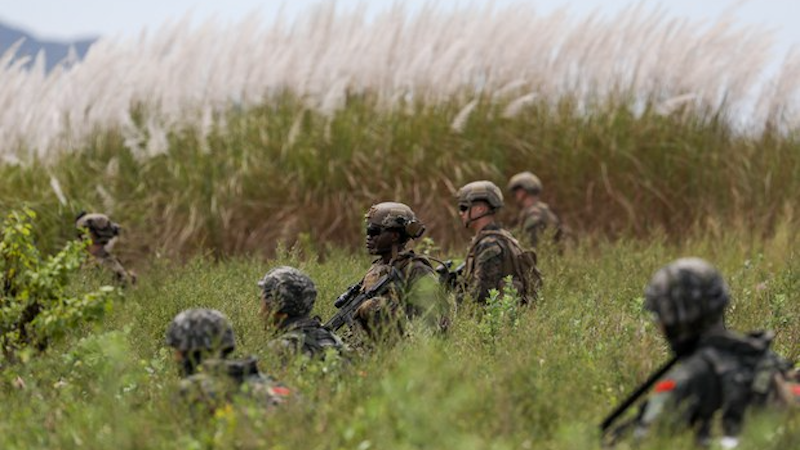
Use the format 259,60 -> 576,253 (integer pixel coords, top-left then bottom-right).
259,266 -> 345,360
166,308 -> 290,413
606,258 -> 799,447
75,211 -> 136,286
353,202 -> 445,338
456,181 -> 541,305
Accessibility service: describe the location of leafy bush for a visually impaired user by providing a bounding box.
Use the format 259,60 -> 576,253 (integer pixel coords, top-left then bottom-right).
0,207 -> 117,364
478,276 -> 522,346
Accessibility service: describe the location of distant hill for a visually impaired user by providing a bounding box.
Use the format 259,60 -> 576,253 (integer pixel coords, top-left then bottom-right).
0,21 -> 96,71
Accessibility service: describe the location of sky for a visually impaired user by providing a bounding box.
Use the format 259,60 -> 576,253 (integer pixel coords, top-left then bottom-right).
1,0 -> 798,56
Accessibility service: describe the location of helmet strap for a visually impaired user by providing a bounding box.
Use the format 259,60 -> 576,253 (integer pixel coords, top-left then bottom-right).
465,203 -> 494,228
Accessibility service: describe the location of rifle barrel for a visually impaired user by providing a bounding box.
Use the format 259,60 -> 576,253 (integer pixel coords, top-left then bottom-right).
600,355 -> 679,433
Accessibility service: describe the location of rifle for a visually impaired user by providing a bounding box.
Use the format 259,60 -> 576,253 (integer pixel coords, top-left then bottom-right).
324,269 -> 400,332
435,260 -> 465,289
600,355 -> 680,436
334,282 -> 363,308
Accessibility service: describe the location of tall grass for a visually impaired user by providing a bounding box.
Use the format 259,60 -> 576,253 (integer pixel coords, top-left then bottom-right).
0,230 -> 797,449
0,96 -> 798,258
1,2 -> 800,163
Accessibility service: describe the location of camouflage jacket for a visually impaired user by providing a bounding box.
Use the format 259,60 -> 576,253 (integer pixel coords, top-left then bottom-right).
461,224 -> 539,304
354,250 -> 444,336
634,330 -> 798,446
269,316 -> 345,360
92,247 -> 136,286
516,202 -> 562,248
179,357 -> 290,413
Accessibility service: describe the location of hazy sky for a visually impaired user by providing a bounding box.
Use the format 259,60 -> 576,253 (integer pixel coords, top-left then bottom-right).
2,0 -> 798,56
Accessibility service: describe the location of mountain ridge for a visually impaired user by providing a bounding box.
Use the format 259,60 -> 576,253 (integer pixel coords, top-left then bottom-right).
0,20 -> 96,71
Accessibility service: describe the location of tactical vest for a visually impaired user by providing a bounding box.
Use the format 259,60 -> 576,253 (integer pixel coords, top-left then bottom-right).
361,251 -> 434,292
694,331 -> 796,437
179,357 -> 290,412
464,227 -> 542,303
280,317 -> 344,358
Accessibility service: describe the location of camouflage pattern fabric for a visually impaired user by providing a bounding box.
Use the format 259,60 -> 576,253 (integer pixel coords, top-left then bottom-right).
92,246 -> 137,286
165,308 -> 236,355
461,224 -> 538,304
178,357 -> 290,413
644,258 -> 730,355
516,202 -> 563,248
76,212 -> 136,286
269,316 -> 345,360
258,266 -> 317,318
75,213 -> 120,246
634,330 -> 798,446
354,251 -> 445,337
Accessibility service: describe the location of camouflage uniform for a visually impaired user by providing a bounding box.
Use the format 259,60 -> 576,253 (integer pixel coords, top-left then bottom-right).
628,258 -> 798,447
179,357 -> 291,413
462,224 -> 538,304
355,251 -> 441,335
353,202 -> 446,337
456,181 -> 541,305
507,172 -> 563,247
259,266 -> 344,360
270,316 -> 344,359
165,308 -> 290,413
75,212 -> 136,286
515,202 -> 562,248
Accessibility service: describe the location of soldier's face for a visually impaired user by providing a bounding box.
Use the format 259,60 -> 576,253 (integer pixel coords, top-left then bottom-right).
366,225 -> 399,255
513,188 -> 527,206
458,203 -> 471,226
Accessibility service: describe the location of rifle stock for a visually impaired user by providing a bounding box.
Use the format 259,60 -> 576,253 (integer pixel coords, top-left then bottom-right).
600,355 -> 680,434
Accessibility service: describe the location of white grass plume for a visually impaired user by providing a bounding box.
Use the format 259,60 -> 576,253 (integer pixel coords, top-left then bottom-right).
0,1 -> 798,163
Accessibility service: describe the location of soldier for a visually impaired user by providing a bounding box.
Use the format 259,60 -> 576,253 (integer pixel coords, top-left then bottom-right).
618,258 -> 798,447
165,308 -> 291,413
75,211 -> 136,286
456,180 -> 541,305
352,202 -> 445,338
258,266 -> 345,360
507,171 -> 563,248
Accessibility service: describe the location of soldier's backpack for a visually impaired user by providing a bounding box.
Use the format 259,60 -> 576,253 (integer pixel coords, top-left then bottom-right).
473,229 -> 543,304
698,331 -> 799,437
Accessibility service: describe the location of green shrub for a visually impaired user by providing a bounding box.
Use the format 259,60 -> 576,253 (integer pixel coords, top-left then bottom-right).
0,207 -> 117,365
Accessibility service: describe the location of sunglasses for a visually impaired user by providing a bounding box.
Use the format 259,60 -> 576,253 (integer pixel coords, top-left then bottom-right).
366,225 -> 383,237
458,204 -> 471,212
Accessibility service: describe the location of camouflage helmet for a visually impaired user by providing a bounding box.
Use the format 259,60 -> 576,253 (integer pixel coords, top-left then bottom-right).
508,171 -> 543,195
456,180 -> 504,210
75,211 -> 120,246
644,258 -> 730,353
258,266 -> 317,317
365,202 -> 425,239
165,308 -> 236,355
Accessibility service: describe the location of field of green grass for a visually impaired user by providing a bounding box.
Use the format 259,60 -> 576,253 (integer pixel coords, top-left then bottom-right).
3,4 -> 800,448
1,224 -> 798,449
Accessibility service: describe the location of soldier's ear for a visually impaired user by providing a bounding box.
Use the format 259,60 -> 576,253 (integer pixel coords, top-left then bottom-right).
389,229 -> 402,244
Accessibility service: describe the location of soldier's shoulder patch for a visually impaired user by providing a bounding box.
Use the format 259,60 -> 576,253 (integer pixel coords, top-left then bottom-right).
654,379 -> 677,393
269,386 -> 292,397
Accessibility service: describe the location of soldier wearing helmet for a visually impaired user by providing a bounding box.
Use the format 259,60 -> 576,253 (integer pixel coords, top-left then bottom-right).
507,172 -> 564,248
165,308 -> 290,412
619,258 -> 797,447
353,202 -> 445,338
259,266 -> 345,360
456,181 -> 540,304
75,211 -> 136,286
